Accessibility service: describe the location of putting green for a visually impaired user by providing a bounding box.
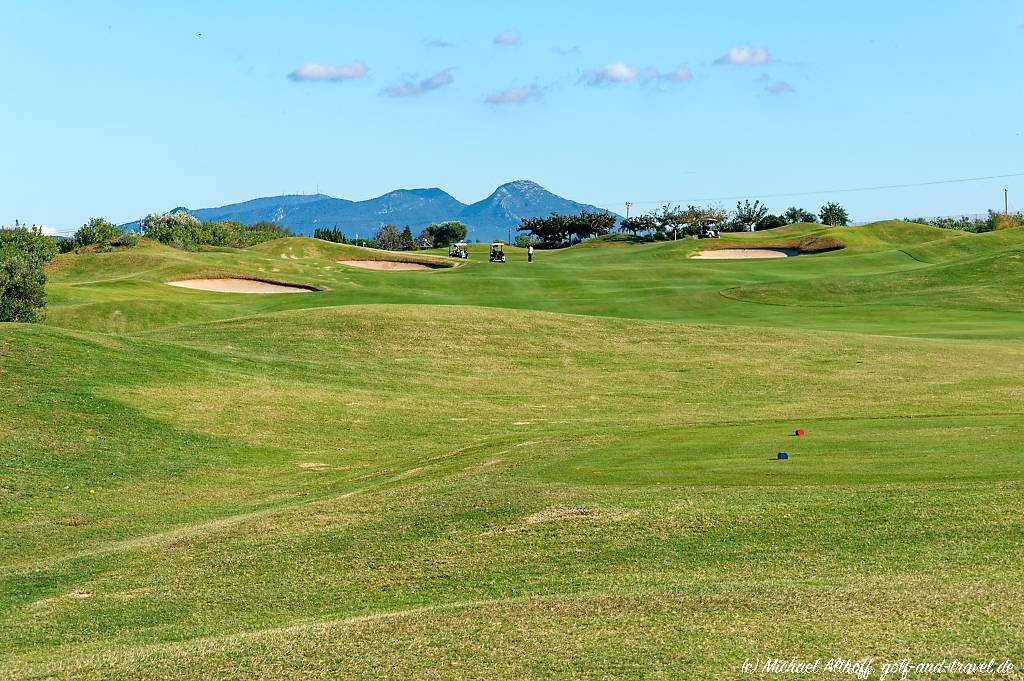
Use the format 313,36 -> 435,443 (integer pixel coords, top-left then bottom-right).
2,222 -> 1023,679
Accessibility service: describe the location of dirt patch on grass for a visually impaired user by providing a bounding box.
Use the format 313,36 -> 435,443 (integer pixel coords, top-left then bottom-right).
299,462 -> 329,470
167,278 -> 317,293
337,260 -> 446,271
525,507 -> 594,524
483,507 -> 596,537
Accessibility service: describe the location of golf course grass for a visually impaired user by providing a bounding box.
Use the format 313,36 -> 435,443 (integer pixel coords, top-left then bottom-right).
2,222 -> 1023,678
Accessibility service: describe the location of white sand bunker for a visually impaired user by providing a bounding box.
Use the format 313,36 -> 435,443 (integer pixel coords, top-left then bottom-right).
692,248 -> 799,260
337,259 -> 443,271
167,278 -> 316,293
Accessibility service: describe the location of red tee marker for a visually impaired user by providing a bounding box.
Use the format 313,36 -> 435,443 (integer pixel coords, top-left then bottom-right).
795,428 -> 805,437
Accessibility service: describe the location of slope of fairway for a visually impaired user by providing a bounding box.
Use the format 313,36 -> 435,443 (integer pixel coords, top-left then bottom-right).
40,223 -> 1024,339
4,221 -> 1024,678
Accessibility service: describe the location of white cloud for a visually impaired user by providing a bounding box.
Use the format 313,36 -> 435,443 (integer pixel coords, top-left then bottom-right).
288,60 -> 368,82
494,30 -> 521,46
765,79 -> 794,94
715,44 -> 772,65
580,61 -> 641,86
382,68 -> 454,97
553,45 -> 581,56
581,62 -> 692,86
484,85 -> 545,105
659,65 -> 693,83
425,38 -> 454,48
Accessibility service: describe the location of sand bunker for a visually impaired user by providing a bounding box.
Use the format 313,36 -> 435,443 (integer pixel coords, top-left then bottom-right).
167,278 -> 315,293
692,248 -> 798,260
336,259 -> 442,271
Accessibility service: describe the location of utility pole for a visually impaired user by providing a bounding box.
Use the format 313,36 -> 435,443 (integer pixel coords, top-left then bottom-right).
1005,188 -> 1009,215
625,201 -> 633,220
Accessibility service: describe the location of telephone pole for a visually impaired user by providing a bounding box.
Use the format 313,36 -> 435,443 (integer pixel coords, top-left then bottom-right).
1005,188 -> 1009,215
625,201 -> 633,220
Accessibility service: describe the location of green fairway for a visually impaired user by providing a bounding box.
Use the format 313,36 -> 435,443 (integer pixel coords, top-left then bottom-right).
2,223 -> 1023,679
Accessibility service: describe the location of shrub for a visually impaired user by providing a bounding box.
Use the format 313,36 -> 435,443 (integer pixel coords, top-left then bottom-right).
74,218 -> 122,247
756,214 -> 788,231
0,226 -> 59,264
0,255 -> 47,322
989,211 -> 1023,231
114,232 -> 140,248
142,211 -> 291,249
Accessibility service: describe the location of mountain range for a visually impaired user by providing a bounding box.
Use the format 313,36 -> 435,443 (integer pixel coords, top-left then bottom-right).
142,181 -> 613,242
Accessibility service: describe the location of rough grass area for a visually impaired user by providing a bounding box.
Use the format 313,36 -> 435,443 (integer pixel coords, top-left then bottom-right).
3,221 -> 1024,679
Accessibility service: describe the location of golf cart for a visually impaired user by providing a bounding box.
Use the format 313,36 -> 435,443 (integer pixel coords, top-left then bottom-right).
448,242 -> 469,259
489,242 -> 506,263
697,225 -> 721,239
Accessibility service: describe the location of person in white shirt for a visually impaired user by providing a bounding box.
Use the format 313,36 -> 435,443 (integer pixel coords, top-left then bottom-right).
527,244 -> 534,263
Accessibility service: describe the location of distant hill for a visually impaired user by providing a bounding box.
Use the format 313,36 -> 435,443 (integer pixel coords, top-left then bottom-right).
459,181 -> 608,241
126,181 -> 615,241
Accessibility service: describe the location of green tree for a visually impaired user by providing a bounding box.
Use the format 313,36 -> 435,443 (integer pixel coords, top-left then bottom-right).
400,226 -> 416,250
425,221 -> 468,247
567,210 -> 616,242
652,204 -> 687,239
314,226 -> 346,243
619,214 -> 657,237
0,255 -> 47,322
784,207 -> 817,224
374,224 -> 404,250
518,213 -> 572,246
819,202 -> 850,226
733,200 -> 768,232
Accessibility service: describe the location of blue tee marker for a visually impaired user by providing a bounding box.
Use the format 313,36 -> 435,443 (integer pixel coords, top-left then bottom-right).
777,452 -> 789,460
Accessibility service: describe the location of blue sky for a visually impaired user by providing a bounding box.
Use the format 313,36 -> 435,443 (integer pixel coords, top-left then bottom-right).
2,0 -> 1023,230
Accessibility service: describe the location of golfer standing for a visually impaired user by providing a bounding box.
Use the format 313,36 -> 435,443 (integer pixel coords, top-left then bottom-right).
527,244 -> 534,263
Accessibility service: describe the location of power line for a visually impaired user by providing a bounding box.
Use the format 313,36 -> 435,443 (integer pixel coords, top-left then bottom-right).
600,171 -> 1024,207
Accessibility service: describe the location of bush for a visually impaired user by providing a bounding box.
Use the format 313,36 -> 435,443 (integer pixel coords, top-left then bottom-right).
142,211 -> 292,249
928,216 -> 988,232
989,211 -> 1023,231
114,232 -> 140,248
756,214 -> 787,230
0,255 -> 47,322
74,218 -> 122,247
0,226 -> 59,265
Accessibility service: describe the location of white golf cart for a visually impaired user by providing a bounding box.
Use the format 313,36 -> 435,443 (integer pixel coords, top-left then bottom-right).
448,242 -> 469,259
489,242 -> 506,263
